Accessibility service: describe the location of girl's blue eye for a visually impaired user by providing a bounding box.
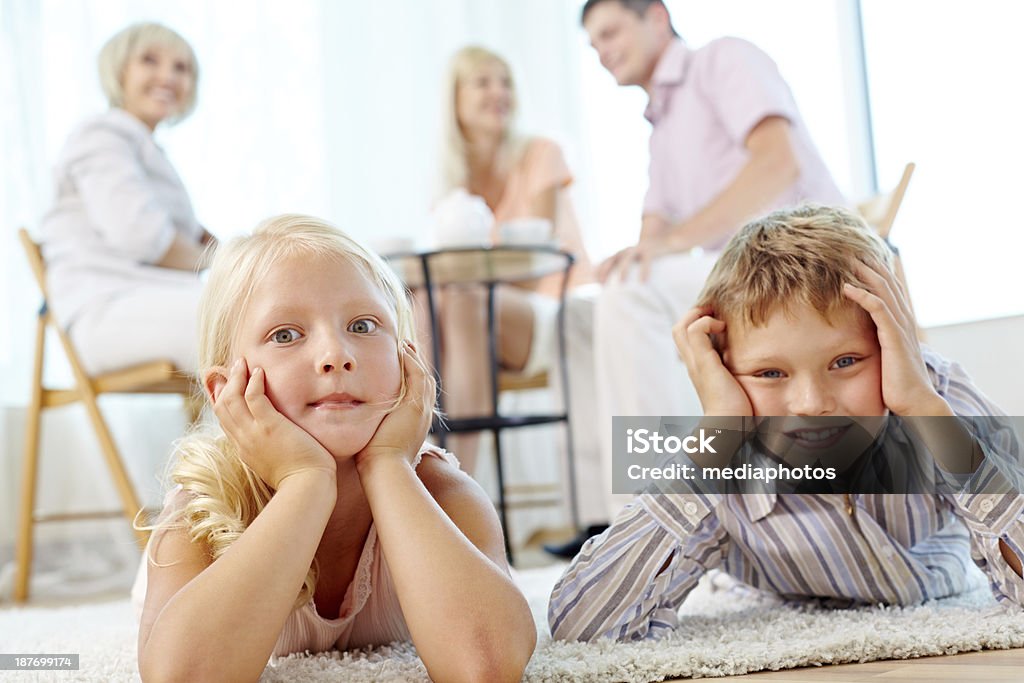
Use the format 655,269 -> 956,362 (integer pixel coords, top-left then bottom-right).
756,369 -> 784,379
271,328 -> 301,344
834,356 -> 857,369
348,319 -> 378,334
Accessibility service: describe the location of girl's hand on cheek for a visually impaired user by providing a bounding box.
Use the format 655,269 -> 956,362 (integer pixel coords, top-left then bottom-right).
673,307 -> 753,417
354,341 -> 435,474
212,358 -> 337,489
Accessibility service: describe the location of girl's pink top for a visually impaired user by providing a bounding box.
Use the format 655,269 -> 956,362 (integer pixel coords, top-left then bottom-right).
132,446 -> 460,656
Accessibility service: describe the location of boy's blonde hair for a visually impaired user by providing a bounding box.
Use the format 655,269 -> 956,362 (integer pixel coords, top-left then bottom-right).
698,204 -> 894,327
437,45 -> 526,198
98,22 -> 199,123
163,214 -> 418,607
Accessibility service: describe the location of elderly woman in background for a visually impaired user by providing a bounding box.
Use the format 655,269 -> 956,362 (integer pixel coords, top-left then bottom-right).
40,22 -> 213,375
427,46 -> 595,475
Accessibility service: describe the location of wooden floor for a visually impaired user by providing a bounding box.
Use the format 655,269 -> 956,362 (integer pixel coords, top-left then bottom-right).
665,648 -> 1024,681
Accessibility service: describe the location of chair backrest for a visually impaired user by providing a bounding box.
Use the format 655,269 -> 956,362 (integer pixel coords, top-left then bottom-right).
17,227 -> 102,381
854,165 -> 926,341
18,228 -> 49,298
857,162 -> 915,240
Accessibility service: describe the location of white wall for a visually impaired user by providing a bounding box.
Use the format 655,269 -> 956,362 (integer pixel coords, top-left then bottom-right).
923,315 -> 1024,415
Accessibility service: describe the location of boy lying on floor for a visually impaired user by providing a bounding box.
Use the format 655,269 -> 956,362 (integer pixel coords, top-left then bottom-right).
548,204 -> 1023,641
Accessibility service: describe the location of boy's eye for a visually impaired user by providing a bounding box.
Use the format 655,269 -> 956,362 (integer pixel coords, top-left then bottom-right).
833,356 -> 858,369
348,318 -> 378,334
271,328 -> 302,344
755,369 -> 784,379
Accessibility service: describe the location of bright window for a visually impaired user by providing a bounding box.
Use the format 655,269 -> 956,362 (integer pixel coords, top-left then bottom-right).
861,0 -> 1024,326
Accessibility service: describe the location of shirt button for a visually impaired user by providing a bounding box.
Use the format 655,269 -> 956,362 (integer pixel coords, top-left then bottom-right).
979,498 -> 995,513
683,502 -> 699,516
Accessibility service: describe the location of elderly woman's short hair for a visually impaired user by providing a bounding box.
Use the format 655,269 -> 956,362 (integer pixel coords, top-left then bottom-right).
97,22 -> 199,123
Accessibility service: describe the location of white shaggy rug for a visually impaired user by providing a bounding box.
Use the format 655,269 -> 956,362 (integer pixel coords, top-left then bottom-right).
2,564 -> 1024,682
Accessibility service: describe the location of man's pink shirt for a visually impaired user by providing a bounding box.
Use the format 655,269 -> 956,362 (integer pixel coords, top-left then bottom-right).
643,37 -> 846,247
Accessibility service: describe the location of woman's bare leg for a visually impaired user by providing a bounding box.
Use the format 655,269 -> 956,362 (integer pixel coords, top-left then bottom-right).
416,285 -> 535,475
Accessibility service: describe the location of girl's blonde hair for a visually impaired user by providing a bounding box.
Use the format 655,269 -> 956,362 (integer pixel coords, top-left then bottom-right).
437,45 -> 526,197
164,214 -> 418,607
98,22 -> 199,124
697,204 -> 895,328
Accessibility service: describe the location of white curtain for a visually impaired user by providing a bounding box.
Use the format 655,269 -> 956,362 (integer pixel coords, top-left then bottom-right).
0,0 -> 590,597
4,0 -> 910,594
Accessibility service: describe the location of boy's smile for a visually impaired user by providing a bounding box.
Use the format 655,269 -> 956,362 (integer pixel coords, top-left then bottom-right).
723,303 -> 887,466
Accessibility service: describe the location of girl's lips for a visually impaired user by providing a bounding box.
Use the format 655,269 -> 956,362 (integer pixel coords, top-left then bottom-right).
311,400 -> 363,410
784,424 -> 851,450
310,393 -> 364,409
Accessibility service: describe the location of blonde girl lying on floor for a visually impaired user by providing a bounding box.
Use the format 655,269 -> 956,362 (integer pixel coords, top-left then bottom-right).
134,214 -> 535,682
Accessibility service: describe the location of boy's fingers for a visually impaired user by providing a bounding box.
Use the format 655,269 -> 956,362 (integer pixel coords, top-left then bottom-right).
854,262 -> 914,329
686,316 -> 727,365
673,309 -> 712,361
844,283 -> 907,345
688,315 -> 726,337
674,307 -> 713,343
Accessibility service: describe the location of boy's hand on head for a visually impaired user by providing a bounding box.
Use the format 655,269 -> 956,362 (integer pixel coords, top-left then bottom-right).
354,341 -> 436,473
212,358 -> 337,490
673,307 -> 753,417
843,262 -> 953,416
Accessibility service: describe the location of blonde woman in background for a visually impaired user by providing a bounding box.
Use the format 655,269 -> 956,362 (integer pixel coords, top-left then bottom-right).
429,46 -> 596,475
39,22 -> 215,375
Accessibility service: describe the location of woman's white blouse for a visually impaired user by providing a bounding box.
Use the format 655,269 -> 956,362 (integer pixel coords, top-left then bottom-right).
39,108 -> 203,328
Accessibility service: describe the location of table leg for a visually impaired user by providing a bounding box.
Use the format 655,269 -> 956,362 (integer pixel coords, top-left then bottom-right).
487,283 -> 513,562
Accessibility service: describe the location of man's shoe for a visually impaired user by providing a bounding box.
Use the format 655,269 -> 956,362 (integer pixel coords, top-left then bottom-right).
543,524 -> 610,560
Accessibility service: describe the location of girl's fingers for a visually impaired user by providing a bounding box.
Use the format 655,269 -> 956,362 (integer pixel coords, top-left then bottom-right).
243,366 -> 279,423
400,341 -> 435,409
218,358 -> 255,425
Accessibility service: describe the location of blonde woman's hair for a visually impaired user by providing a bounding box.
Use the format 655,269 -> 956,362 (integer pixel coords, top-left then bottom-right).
97,22 -> 199,123
162,214 -> 419,607
437,45 -> 526,197
698,204 -> 894,328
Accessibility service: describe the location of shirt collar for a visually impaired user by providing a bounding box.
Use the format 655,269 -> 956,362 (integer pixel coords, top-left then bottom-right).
743,493 -> 778,522
739,417 -> 896,522
644,38 -> 691,124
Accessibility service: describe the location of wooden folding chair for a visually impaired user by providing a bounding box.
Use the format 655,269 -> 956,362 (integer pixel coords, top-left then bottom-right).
856,163 -> 923,340
14,228 -> 200,603
857,162 -> 916,241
